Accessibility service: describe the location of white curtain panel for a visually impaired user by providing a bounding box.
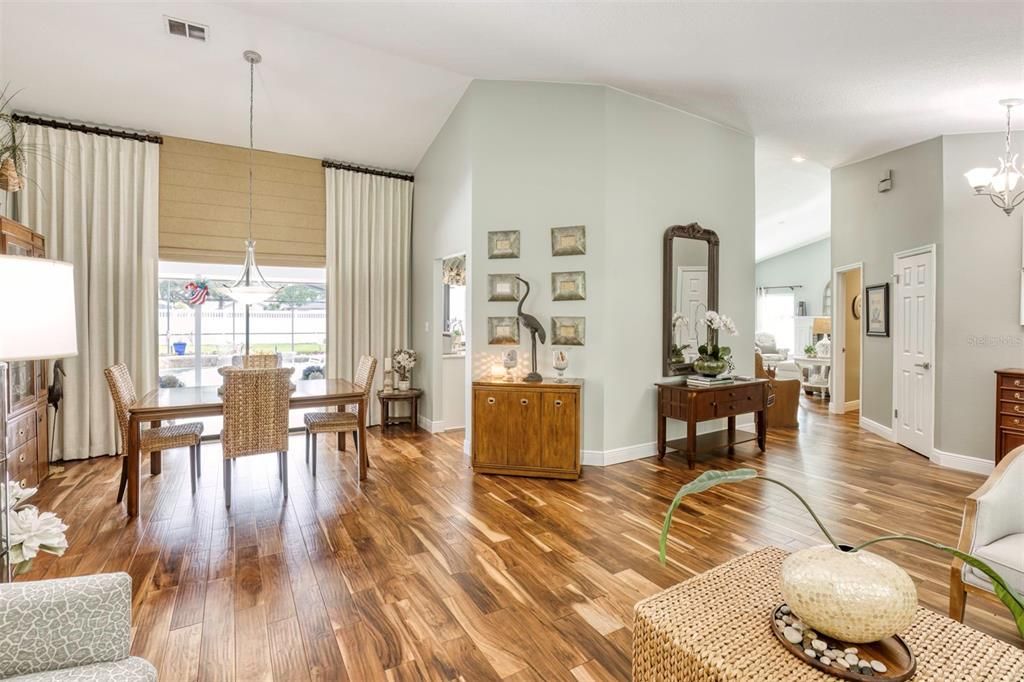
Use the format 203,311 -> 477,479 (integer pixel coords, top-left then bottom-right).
18,125 -> 159,460
326,168 -> 412,426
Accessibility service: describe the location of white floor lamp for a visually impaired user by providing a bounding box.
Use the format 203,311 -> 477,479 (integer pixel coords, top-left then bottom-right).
0,255 -> 77,581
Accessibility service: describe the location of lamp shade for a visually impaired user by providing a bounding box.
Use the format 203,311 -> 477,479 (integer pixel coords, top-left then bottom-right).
964,167 -> 996,191
0,256 -> 78,361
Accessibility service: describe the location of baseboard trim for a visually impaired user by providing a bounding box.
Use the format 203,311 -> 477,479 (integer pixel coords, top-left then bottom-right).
930,448 -> 994,475
845,400 -> 860,411
584,416 -> 756,467
417,415 -> 445,434
859,416 -> 895,441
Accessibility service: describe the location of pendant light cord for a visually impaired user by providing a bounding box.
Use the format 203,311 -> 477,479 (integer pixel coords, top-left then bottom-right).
248,59 -> 254,242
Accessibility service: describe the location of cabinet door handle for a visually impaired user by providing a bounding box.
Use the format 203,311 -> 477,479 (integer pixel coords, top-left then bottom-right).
1016,405 -> 1024,414
1016,379 -> 1023,387
1016,392 -> 1022,400
486,397 -> 496,405
19,453 -> 26,463
554,399 -> 563,407
520,398 -> 529,406
19,478 -> 26,488
1014,418 -> 1022,426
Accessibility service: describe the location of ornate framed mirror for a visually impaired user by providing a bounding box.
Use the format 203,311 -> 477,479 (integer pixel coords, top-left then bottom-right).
663,223 -> 720,376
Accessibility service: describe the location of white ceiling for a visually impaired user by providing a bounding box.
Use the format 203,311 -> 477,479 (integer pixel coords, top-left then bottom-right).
2,1 -> 1022,255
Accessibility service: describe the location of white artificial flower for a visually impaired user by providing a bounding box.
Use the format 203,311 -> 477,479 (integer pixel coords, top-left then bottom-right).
720,315 -> 739,336
7,481 -> 37,508
9,507 -> 68,566
704,310 -> 722,330
672,313 -> 688,330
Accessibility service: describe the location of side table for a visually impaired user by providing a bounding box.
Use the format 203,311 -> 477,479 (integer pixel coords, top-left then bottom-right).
378,388 -> 423,433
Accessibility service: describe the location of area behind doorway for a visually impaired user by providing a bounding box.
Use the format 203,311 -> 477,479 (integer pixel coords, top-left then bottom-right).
832,263 -> 862,415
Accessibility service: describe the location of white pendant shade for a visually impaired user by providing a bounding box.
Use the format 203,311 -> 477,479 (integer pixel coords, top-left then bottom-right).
964,167 -> 996,191
0,256 -> 78,361
964,99 -> 1024,216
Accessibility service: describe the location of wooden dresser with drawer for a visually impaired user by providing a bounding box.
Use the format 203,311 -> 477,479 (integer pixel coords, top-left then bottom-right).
995,369 -> 1024,464
2,217 -> 50,489
471,379 -> 582,479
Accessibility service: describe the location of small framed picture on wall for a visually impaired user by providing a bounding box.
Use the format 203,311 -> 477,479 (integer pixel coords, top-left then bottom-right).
865,283 -> 889,337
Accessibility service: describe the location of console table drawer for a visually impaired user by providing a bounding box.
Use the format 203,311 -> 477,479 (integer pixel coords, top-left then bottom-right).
716,396 -> 759,418
999,414 -> 1024,431
1000,401 -> 1024,417
7,409 -> 36,451
999,374 -> 1024,390
1000,388 -> 1024,403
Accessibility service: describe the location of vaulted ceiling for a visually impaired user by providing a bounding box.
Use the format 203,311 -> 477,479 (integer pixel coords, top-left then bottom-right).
2,1 -> 1021,256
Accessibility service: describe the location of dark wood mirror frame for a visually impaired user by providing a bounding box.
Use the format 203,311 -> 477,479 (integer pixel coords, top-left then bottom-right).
663,223 -> 720,377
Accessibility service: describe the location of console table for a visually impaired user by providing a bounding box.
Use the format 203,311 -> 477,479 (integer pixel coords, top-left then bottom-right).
656,379 -> 769,468
634,547 -> 1024,681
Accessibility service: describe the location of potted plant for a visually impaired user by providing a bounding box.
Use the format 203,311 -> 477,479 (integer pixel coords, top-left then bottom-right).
694,310 -> 738,377
659,469 -> 1024,642
392,348 -> 417,391
172,337 -> 188,356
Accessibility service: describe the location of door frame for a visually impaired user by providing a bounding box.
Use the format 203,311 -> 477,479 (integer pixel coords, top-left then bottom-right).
891,244 -> 937,457
830,261 -> 863,415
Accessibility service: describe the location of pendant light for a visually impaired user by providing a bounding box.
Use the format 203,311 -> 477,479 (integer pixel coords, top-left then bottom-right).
964,98 -> 1024,217
223,50 -> 279,305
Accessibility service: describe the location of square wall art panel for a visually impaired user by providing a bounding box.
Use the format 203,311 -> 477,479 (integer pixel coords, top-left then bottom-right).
551,271 -> 586,301
488,317 -> 520,345
488,231 -> 520,259
551,316 -> 585,346
488,274 -> 520,302
551,225 -> 586,256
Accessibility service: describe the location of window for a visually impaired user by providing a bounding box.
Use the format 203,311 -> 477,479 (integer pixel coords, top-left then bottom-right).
756,289 -> 796,352
158,261 -> 326,429
443,283 -> 466,334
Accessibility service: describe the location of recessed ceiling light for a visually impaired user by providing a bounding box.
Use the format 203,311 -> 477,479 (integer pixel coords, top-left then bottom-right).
791,155 -> 806,163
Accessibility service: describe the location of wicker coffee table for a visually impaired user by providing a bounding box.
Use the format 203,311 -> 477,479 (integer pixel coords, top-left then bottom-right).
633,547 -> 1024,681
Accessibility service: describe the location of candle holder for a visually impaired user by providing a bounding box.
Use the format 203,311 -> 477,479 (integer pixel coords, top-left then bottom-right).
502,349 -> 518,382
552,350 -> 568,383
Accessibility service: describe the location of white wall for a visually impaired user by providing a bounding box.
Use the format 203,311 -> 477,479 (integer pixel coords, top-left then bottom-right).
938,133 -> 1023,459
411,96 -> 473,424
755,238 -> 831,317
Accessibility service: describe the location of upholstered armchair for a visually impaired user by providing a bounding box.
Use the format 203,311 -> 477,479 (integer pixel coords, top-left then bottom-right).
949,445 -> 1024,622
754,332 -> 789,363
755,352 -> 800,428
0,573 -> 155,680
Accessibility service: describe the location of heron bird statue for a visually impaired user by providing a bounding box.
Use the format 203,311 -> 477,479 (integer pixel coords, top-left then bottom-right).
47,359 -> 66,466
514,276 -> 545,382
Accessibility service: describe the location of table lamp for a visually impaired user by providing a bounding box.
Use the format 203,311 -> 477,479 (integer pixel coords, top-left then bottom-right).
0,255 -> 78,581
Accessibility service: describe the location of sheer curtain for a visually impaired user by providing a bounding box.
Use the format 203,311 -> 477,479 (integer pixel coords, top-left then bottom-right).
325,168 -> 413,425
17,125 -> 159,460
756,287 -> 796,352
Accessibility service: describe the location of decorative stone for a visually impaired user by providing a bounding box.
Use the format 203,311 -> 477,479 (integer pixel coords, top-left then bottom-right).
791,620 -> 805,631
859,659 -> 870,668
780,545 -> 918,642
804,630 -> 817,640
836,658 -> 850,670
804,648 -> 816,658
845,653 -> 859,666
775,619 -> 786,630
782,615 -> 793,625
844,647 -> 859,654
780,605 -> 791,614
820,657 -> 831,665
871,660 -> 888,673
811,639 -> 827,652
783,626 -> 802,644
860,666 -> 875,676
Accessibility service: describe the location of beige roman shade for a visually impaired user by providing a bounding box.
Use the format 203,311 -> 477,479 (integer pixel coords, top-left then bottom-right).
159,136 -> 326,267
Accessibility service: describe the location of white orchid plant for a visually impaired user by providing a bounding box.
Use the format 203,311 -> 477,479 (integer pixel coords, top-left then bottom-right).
698,309 -> 739,368
5,480 -> 68,576
392,348 -> 417,382
670,313 -> 691,359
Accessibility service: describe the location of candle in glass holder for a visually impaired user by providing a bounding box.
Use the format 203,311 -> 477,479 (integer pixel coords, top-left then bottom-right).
490,363 -> 505,380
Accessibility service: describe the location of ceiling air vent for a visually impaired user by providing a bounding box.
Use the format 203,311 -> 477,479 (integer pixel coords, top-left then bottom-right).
166,16 -> 208,42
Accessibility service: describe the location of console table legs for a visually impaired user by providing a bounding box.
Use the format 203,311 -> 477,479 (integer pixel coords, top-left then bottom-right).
756,409 -> 766,451
657,416 -> 667,460
727,416 -> 736,456
686,417 -> 697,469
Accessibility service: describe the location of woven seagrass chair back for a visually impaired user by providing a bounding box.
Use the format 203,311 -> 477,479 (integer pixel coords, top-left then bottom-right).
103,363 -> 137,450
219,366 -> 294,459
241,353 -> 280,369
346,355 -> 377,414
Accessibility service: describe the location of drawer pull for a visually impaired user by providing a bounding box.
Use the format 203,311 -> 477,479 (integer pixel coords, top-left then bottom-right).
520,398 -> 529,406
1016,405 -> 1024,414
1016,392 -> 1022,400
1015,418 -> 1022,426
487,397 -> 496,405
1016,379 -> 1023,387
19,478 -> 26,488
18,453 -> 26,463
554,399 -> 563,407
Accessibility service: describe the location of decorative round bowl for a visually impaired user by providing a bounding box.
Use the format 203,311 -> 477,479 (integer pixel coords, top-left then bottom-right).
693,357 -> 727,377
780,545 -> 917,643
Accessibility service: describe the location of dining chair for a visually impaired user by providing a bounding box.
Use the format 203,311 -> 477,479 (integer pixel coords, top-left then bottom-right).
219,366 -> 294,507
232,352 -> 281,369
104,363 -> 203,501
303,355 -> 376,477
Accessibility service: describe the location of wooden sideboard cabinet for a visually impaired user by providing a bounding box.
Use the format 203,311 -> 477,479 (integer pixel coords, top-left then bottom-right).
472,379 -> 582,479
995,369 -> 1024,464
1,217 -> 50,488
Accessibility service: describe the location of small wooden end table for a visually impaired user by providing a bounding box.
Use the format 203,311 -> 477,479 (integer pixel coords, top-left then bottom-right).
378,388 -> 423,432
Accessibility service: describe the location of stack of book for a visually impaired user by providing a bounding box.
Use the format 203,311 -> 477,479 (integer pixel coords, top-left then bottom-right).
686,375 -> 734,387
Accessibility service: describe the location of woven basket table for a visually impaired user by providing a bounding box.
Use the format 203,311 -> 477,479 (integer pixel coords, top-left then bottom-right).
633,547 -> 1024,681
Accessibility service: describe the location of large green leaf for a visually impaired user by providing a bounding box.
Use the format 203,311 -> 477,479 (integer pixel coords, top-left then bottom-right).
856,535 -> 1024,639
659,469 -> 757,563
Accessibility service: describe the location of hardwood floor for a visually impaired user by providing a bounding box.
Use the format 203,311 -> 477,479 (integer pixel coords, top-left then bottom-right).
23,401 -> 1021,680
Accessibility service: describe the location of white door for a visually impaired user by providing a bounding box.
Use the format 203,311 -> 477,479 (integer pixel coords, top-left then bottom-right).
676,267 -> 708,349
894,250 -> 934,455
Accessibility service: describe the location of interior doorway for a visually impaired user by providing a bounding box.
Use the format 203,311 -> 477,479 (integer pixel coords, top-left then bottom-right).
892,245 -> 936,457
830,262 -> 862,415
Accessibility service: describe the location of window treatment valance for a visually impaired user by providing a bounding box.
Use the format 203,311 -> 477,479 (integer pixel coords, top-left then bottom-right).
442,255 -> 466,287
325,167 -> 413,426
17,124 -> 159,460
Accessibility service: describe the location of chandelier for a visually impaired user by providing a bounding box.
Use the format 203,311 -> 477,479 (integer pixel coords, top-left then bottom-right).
964,98 -> 1024,217
223,50 -> 279,305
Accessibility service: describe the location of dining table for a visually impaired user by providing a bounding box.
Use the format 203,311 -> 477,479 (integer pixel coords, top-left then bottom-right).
124,378 -> 366,518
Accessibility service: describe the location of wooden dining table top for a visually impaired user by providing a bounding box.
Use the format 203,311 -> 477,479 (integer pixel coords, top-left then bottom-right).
129,378 -> 365,419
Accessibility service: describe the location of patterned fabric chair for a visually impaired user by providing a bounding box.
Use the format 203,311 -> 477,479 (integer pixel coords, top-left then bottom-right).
104,363 -> 203,500
219,366 -> 295,507
0,573 -> 155,681
303,355 -> 376,477
949,445 -> 1024,622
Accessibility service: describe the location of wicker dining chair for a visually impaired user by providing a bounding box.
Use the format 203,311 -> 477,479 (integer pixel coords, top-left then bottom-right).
232,353 -> 281,369
104,363 -> 203,500
219,366 -> 295,507
303,355 -> 376,477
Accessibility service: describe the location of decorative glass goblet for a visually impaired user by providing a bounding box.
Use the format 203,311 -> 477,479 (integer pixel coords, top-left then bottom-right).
552,350 -> 568,383
502,349 -> 518,382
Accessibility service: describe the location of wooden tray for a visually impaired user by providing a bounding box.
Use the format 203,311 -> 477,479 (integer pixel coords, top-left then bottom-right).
770,604 -> 916,681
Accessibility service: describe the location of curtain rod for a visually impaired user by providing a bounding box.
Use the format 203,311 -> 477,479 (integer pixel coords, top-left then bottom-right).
321,159 -> 413,181
758,285 -> 804,290
13,113 -> 164,145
